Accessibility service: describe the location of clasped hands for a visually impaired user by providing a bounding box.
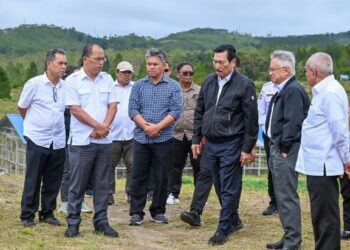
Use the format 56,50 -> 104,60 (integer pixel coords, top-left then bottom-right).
90,123 -> 110,139
144,122 -> 161,138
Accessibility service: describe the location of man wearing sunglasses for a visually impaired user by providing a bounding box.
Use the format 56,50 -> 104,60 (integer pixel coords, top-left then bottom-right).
18,48 -> 67,228
167,63 -> 200,205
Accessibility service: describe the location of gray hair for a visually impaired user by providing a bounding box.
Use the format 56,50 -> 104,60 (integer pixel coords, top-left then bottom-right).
44,48 -> 66,71
270,50 -> 296,75
145,48 -> 167,64
306,52 -> 333,76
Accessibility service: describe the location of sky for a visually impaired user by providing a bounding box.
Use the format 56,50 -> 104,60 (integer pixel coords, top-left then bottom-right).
0,0 -> 349,39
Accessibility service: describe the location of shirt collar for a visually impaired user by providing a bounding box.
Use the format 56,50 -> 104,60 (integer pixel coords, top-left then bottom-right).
217,71 -> 233,83
43,73 -> 63,88
312,75 -> 335,95
79,68 -> 103,82
275,76 -> 293,92
115,80 -> 134,87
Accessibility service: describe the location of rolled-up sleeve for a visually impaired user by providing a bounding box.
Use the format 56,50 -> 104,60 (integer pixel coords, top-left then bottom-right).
168,84 -> 183,120
128,82 -> 141,120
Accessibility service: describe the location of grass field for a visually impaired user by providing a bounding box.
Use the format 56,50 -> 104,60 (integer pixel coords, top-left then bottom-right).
0,174 -> 349,250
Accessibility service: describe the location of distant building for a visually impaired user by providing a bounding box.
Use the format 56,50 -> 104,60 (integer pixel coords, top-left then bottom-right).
0,114 -> 26,174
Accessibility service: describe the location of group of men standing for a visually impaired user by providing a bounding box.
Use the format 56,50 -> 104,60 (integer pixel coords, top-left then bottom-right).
17,42 -> 350,250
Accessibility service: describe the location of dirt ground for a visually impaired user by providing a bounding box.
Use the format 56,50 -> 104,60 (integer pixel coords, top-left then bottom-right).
1,175 -> 350,250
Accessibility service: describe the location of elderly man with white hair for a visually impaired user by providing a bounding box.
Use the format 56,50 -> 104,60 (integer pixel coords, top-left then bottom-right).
296,52 -> 350,250
265,50 -> 310,250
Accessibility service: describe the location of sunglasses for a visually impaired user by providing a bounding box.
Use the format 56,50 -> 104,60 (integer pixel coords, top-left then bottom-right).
182,71 -> 194,76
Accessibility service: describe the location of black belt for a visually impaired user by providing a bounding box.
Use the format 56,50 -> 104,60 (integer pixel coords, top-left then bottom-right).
206,134 -> 241,144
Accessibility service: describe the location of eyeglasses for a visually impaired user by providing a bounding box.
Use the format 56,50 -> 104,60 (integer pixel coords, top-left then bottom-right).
89,57 -> 107,63
52,87 -> 57,102
164,68 -> 170,73
268,67 -> 285,72
182,71 -> 194,76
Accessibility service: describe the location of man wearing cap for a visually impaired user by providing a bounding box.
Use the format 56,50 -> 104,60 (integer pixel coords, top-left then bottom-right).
109,61 -> 136,205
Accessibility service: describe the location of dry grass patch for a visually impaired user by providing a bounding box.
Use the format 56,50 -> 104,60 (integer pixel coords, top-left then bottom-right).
0,175 -> 349,249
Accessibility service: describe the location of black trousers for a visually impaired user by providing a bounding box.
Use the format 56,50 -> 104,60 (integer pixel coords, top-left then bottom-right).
205,136 -> 243,235
110,140 -> 133,195
129,139 -> 172,217
262,132 -> 276,207
307,173 -> 340,250
340,177 -> 350,231
20,138 -> 65,221
67,143 -> 111,226
168,136 -> 200,197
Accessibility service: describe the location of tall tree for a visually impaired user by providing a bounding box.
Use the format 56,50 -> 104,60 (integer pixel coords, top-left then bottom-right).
0,66 -> 11,98
26,62 -> 38,81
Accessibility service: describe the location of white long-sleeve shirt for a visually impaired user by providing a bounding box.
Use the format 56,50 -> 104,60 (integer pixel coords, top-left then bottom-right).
296,75 -> 350,176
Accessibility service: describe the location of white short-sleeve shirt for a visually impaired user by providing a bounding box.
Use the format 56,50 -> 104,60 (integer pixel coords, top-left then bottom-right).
109,81 -> 136,141
18,73 -> 66,149
65,69 -> 118,146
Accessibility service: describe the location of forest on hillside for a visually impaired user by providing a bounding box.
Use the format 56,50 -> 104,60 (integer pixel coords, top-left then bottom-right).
0,24 -> 350,98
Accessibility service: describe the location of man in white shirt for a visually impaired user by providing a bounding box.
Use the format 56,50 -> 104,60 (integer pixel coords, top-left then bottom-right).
64,43 -> 118,238
18,48 -> 67,227
296,52 -> 350,250
109,61 -> 136,205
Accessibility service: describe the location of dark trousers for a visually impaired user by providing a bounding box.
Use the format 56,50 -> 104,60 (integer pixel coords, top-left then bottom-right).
263,132 -> 276,207
270,143 -> 301,248
190,154 -> 213,214
129,139 -> 172,217
190,145 -> 242,218
110,140 -> 133,195
67,143 -> 111,226
308,173 -> 340,250
60,146 -> 70,202
205,136 -> 243,235
168,136 -> 201,198
20,138 -> 65,221
340,177 -> 350,231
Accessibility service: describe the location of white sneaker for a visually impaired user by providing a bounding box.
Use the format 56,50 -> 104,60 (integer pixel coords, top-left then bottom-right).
166,194 -> 175,205
174,197 -> 180,204
57,202 -> 68,213
81,201 -> 92,213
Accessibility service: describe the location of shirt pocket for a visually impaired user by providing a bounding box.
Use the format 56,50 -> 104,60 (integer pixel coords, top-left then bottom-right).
99,87 -> 111,105
187,93 -> 198,109
78,89 -> 92,108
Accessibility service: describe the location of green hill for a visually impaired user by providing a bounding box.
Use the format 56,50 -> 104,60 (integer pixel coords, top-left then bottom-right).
1,24 -> 350,55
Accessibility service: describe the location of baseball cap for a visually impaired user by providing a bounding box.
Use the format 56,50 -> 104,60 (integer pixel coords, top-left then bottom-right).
117,61 -> 134,73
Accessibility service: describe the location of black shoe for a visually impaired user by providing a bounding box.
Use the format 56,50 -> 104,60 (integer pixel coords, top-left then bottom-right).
39,216 -> 61,226
263,205 -> 278,216
108,194 -> 115,205
180,210 -> 201,226
208,230 -> 227,245
94,222 -> 119,237
65,225 -> 80,238
230,220 -> 244,235
129,214 -> 144,226
266,238 -> 284,249
341,230 -> 350,240
22,219 -> 36,227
